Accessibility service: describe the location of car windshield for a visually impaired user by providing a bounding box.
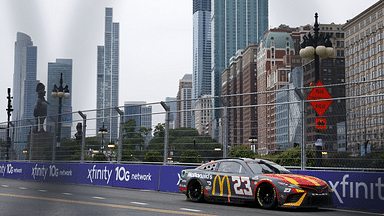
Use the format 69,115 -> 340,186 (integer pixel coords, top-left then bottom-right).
246,160 -> 292,174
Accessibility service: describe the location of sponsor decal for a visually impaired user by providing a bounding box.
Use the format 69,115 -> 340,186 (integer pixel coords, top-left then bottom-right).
48,165 -> 72,178
87,165 -> 113,184
187,172 -> 212,180
328,174 -> 384,204
115,166 -> 152,182
212,175 -> 231,197
31,164 -> 49,180
0,164 -> 5,176
0,163 -> 22,176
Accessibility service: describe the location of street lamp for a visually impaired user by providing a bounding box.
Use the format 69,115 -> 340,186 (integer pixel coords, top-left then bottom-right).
51,73 -> 70,150
248,136 -> 258,153
98,122 -> 108,152
300,13 -> 334,83
299,13 -> 334,167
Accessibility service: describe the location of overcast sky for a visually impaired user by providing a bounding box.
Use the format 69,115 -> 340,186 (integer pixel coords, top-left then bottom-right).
0,0 -> 380,125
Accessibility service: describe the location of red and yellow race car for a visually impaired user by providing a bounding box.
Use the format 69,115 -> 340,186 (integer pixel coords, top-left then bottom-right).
179,158 -> 334,209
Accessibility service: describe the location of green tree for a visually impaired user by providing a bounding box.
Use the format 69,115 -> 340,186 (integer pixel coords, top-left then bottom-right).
153,123 -> 165,138
179,149 -> 201,163
93,152 -> 108,161
122,119 -> 151,161
143,151 -> 163,162
259,146 -> 315,167
228,145 -> 255,158
60,138 -> 81,161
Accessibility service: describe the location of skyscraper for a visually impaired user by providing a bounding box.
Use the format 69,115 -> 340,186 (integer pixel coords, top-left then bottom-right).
176,74 -> 193,128
13,32 -> 39,144
211,0 -> 268,140
97,7 -> 120,141
193,0 -> 211,101
47,59 -> 73,140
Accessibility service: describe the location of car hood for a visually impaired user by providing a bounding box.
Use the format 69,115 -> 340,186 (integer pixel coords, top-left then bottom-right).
262,174 -> 328,187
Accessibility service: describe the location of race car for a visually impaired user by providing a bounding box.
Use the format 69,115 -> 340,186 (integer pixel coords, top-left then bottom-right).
179,158 -> 334,209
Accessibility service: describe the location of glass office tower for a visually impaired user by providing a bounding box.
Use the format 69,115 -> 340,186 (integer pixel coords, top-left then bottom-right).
97,7 -> 120,140
211,0 -> 268,140
13,32 -> 39,144
193,0 -> 212,101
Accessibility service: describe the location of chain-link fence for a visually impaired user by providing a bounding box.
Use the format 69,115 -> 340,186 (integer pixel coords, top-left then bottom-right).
0,81 -> 383,171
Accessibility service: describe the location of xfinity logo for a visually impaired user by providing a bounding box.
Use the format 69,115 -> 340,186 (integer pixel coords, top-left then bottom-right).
0,164 -> 5,176
31,164 -> 48,179
328,174 -> 384,203
87,165 -> 113,184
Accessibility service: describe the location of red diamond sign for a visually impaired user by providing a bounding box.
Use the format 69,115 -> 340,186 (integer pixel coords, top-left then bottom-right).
307,81 -> 333,117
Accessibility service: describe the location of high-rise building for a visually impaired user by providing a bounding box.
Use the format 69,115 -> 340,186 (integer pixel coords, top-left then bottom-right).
13,32 -> 39,144
124,101 -> 152,144
176,74 -> 193,128
97,7 -> 120,141
47,59 -> 73,140
165,97 -> 177,129
211,0 -> 269,141
123,101 -> 152,130
194,95 -> 212,135
344,0 -> 384,152
256,30 -> 295,155
193,0 -> 211,102
302,23 -> 345,152
221,43 -> 258,147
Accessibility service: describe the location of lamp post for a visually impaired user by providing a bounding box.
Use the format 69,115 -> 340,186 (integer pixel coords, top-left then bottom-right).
98,122 -> 108,152
6,88 -> 13,161
248,136 -> 258,153
51,73 -> 70,151
300,13 -> 334,167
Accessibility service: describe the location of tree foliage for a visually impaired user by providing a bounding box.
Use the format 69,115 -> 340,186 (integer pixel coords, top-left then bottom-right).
228,145 -> 255,158
143,151 -> 162,162
147,127 -> 221,162
179,149 -> 202,163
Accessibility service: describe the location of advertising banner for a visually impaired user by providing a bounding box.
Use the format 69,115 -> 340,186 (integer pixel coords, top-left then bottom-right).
112,164 -> 160,191
77,163 -> 115,186
159,166 -> 186,193
0,162 -> 25,180
294,170 -> 384,212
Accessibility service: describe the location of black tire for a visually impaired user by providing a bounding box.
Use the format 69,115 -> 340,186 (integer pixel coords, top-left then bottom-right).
187,180 -> 204,202
256,183 -> 277,209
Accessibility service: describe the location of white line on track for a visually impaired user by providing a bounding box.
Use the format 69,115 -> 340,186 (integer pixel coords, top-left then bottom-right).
321,208 -> 384,215
62,193 -> 73,196
92,197 -> 105,200
1,185 -> 9,187
39,190 -> 47,192
19,187 -> 27,190
130,202 -> 147,205
180,208 -> 201,212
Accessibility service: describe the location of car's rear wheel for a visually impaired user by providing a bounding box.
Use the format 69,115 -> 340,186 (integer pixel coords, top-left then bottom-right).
256,183 -> 277,209
187,180 -> 204,202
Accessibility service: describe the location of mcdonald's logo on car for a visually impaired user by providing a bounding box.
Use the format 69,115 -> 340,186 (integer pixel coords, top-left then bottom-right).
212,175 -> 231,196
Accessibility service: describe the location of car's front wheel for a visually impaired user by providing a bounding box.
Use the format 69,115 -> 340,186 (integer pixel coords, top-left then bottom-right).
187,180 -> 204,202
256,183 -> 277,209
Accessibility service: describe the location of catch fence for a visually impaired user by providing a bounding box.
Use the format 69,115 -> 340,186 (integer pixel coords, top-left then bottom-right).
0,81 -> 383,171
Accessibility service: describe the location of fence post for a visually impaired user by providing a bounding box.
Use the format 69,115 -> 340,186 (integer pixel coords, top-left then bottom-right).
160,101 -> 170,165
295,88 -> 306,170
219,97 -> 228,158
78,111 -> 87,163
49,116 -> 57,162
115,107 -> 124,163
29,126 -> 33,162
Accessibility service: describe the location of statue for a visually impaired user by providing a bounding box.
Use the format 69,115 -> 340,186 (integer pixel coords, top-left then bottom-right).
33,83 -> 49,132
74,123 -> 83,143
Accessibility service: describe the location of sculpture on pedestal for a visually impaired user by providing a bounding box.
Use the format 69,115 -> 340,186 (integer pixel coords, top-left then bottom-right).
33,83 -> 49,132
